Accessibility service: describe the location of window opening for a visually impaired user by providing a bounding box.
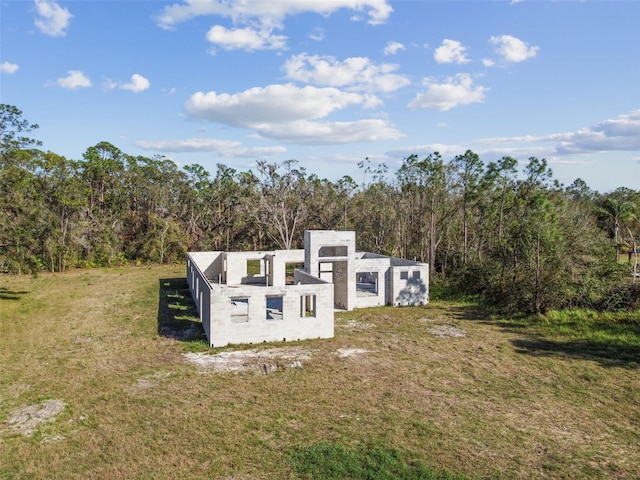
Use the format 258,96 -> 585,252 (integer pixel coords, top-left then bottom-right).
400,271 -> 409,280
285,262 -> 304,285
356,271 -> 378,297
300,294 -> 316,317
412,271 -> 421,280
266,295 -> 284,320
318,262 -> 334,282
230,297 -> 249,323
246,259 -> 261,275
318,245 -> 348,257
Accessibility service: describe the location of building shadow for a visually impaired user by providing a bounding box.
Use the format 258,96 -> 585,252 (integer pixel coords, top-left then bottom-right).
157,278 -> 206,342
394,279 -> 428,306
433,300 -> 639,369
511,334 -> 640,369
0,288 -> 29,301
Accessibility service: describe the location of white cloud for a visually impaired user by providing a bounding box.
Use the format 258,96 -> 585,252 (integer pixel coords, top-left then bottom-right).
408,74 -> 487,111
482,58 -> 495,67
309,27 -> 324,41
155,1 -> 392,52
0,61 -> 19,74
555,111 -> 640,154
206,25 -> 286,51
475,110 -> 640,157
255,119 -> 404,145
120,74 -> 151,93
55,70 -> 91,89
134,138 -> 286,157
433,39 -> 470,64
284,53 -> 410,93
103,79 -> 118,90
383,41 -> 405,56
155,0 -> 392,30
386,112 -> 640,173
386,143 -> 467,158
34,0 -> 73,37
104,74 -> 151,93
185,83 -> 403,144
186,84 -> 370,124
489,35 -> 539,63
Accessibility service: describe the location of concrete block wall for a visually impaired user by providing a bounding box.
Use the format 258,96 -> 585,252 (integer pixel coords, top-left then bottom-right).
188,251 -> 334,348
304,230 -> 356,310
268,249 -> 305,286
187,253 -> 216,341
225,251 -> 270,285
207,282 -> 334,347
352,257 -> 391,308
188,251 -> 224,282
304,230 -> 355,276
187,230 -> 429,348
389,263 -> 429,306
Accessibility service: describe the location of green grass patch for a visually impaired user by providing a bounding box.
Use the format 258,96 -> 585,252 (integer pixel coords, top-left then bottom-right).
290,441 -> 465,480
508,309 -> 640,367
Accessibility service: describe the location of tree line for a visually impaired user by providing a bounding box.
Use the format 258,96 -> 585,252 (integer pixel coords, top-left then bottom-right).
2,104 -> 638,314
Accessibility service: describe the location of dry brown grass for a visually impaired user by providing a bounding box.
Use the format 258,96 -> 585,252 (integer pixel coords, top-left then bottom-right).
1,266 -> 639,479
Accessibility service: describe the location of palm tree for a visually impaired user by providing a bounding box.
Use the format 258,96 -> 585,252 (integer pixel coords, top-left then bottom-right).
599,196 -> 636,261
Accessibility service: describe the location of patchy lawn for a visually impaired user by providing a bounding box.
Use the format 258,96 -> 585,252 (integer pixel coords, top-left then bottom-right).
1,266 -> 638,479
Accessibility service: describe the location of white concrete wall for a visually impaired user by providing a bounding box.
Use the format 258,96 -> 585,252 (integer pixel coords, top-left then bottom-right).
207,282 -> 334,347
389,263 -> 429,306
188,252 -> 224,282
304,230 -> 356,310
268,249 -> 305,286
353,257 -> 391,308
188,251 -> 334,348
187,253 -> 216,341
225,251 -> 270,286
187,230 -> 429,348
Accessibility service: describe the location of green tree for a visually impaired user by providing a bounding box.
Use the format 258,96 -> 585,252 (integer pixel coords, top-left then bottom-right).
0,105 -> 44,273
451,149 -> 484,264
396,153 -> 452,281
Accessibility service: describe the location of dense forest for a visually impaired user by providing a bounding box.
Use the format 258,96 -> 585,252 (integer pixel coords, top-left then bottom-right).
1,104 -> 638,314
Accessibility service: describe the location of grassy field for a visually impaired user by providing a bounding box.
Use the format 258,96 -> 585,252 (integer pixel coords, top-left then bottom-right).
1,265 -> 639,479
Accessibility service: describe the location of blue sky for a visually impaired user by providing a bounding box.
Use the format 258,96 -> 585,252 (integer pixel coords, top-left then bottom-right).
2,0 -> 639,193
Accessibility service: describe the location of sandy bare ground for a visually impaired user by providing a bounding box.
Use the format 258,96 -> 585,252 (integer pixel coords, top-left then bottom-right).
6,399 -> 66,437
184,346 -> 312,373
335,347 -> 371,357
428,324 -> 466,338
338,319 -> 375,331
183,345 -> 371,373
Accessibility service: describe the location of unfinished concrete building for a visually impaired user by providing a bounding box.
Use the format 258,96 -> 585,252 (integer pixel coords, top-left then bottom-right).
187,230 -> 428,347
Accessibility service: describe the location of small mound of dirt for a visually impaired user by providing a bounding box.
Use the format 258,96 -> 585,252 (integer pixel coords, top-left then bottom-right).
6,399 -> 66,437
428,325 -> 466,338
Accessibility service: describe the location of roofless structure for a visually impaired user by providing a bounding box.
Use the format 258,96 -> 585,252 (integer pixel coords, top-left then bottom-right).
187,230 -> 428,347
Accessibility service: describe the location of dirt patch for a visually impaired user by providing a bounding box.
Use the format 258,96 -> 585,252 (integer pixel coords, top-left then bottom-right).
6,399 -> 66,437
428,325 -> 466,338
183,346 -> 311,373
335,348 -> 370,357
339,320 -> 375,331
132,371 -> 174,390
